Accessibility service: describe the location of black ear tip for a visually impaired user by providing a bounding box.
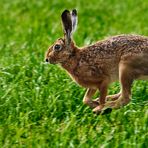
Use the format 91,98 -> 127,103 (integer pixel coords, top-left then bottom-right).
72,9 -> 77,15
62,10 -> 70,15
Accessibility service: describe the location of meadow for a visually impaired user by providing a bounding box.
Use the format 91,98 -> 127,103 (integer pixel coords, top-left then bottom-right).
0,0 -> 148,147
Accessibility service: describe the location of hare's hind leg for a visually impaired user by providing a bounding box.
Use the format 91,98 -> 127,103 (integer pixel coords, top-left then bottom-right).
104,62 -> 134,109
106,92 -> 121,101
94,92 -> 121,102
83,88 -> 99,109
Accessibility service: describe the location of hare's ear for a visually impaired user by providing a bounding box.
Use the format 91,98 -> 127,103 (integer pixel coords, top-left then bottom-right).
71,9 -> 78,32
61,10 -> 72,45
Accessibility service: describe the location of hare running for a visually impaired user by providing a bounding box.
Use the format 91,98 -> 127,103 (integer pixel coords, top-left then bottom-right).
45,9 -> 148,114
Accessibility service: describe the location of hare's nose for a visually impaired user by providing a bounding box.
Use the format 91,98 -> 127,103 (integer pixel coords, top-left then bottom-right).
45,58 -> 48,62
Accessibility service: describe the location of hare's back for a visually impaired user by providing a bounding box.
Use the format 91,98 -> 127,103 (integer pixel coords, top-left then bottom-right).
109,34 -> 148,54
97,34 -> 148,78
88,34 -> 148,59
115,35 -> 148,78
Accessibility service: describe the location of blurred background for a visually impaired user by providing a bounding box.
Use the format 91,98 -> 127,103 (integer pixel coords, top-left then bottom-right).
0,0 -> 148,147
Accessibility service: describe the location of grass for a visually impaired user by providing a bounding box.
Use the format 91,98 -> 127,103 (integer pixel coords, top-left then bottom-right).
0,0 -> 148,147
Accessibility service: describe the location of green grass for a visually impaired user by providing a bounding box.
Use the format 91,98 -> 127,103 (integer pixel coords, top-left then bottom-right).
0,0 -> 148,147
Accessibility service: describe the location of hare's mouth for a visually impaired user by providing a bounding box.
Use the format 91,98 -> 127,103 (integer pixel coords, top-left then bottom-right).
45,58 -> 57,64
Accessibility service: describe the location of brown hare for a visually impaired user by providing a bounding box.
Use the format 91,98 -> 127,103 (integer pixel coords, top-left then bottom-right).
45,9 -> 148,114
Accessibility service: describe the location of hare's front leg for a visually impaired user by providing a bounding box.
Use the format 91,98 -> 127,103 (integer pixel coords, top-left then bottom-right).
92,80 -> 109,113
104,62 -> 133,109
83,88 -> 99,109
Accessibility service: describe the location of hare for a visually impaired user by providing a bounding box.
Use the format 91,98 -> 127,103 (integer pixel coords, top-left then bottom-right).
45,9 -> 148,114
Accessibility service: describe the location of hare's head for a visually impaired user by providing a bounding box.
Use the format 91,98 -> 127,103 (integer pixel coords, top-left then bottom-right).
45,9 -> 78,64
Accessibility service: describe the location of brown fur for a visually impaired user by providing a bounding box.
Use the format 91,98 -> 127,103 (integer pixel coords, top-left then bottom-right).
45,10 -> 148,113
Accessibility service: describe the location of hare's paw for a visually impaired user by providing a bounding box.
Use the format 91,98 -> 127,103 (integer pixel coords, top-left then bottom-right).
90,100 -> 100,109
92,104 -> 112,115
106,93 -> 121,101
94,98 -> 100,102
104,96 -> 130,109
92,104 -> 104,114
94,93 -> 121,103
84,100 -> 100,109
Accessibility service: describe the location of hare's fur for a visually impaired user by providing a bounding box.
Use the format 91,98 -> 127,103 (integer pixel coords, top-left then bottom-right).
45,10 -> 148,114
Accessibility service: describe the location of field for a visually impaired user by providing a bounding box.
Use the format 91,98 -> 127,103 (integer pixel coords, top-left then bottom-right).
0,0 -> 148,147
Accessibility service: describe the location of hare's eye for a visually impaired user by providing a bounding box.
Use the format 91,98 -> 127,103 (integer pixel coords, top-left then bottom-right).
53,44 -> 62,51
